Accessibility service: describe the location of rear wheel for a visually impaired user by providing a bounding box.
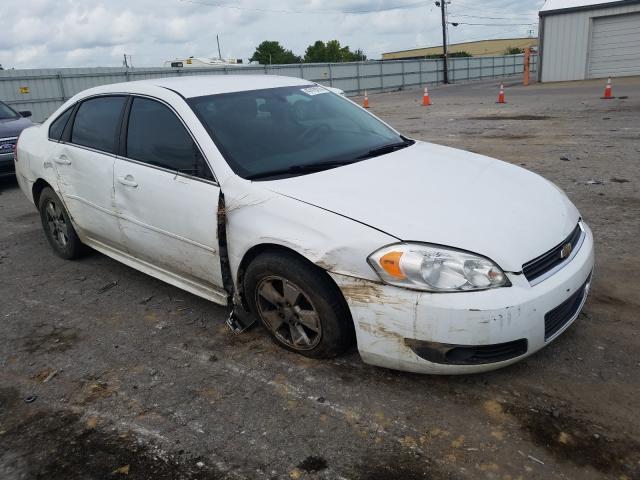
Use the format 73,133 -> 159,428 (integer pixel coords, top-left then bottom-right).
38,187 -> 85,259
244,251 -> 354,358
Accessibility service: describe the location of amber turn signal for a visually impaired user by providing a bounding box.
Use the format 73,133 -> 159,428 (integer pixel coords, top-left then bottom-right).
379,251 -> 406,279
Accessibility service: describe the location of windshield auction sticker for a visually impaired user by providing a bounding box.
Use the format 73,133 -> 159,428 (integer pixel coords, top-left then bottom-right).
301,86 -> 329,96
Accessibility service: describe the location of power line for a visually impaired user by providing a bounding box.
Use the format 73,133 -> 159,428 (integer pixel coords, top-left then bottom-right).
448,13 -> 537,20
451,21 -> 538,26
447,0 -> 541,18
450,1 -> 538,21
446,30 -> 539,46
179,0 -> 426,15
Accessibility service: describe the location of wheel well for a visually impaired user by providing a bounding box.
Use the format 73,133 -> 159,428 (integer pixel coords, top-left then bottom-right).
236,244 -> 348,313
237,244 -> 307,306
236,243 -> 355,343
32,179 -> 52,207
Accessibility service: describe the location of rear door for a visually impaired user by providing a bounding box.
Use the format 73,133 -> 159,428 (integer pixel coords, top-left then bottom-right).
113,96 -> 224,291
51,95 -> 126,248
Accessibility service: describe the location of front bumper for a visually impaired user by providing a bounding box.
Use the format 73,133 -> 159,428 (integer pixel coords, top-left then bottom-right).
330,223 -> 595,374
0,152 -> 16,177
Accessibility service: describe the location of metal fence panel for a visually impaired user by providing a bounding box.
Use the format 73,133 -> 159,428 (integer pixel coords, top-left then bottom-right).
301,64 -> 330,82
383,62 -> 403,75
268,65 -> 302,79
331,64 -> 358,78
1,54 -> 537,122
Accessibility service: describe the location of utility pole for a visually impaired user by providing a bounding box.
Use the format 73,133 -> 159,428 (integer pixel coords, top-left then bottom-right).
436,1 -> 449,84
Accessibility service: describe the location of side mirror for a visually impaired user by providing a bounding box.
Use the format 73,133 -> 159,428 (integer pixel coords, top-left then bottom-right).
19,110 -> 32,118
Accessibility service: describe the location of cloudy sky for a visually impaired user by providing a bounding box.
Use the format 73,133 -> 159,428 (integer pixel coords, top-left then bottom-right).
0,0 -> 545,69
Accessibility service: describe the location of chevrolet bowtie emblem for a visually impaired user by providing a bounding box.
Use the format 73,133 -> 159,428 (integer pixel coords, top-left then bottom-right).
560,243 -> 573,259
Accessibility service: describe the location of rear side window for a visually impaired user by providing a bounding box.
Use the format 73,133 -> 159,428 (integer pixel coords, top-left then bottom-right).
71,96 -> 126,153
48,107 -> 73,141
126,97 -> 213,180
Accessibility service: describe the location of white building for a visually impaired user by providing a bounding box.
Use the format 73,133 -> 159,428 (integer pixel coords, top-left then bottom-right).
539,0 -> 640,82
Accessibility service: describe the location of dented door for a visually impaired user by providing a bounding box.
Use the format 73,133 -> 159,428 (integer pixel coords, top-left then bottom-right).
113,96 -> 224,291
51,95 -> 126,248
113,157 -> 223,288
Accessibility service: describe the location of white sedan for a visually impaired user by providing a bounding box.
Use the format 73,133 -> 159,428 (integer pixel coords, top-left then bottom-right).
14,76 -> 594,374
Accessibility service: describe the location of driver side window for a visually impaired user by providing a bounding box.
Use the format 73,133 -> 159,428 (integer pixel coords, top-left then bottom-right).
126,97 -> 214,181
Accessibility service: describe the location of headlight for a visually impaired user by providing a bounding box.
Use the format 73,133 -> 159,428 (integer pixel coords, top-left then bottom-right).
368,243 -> 510,292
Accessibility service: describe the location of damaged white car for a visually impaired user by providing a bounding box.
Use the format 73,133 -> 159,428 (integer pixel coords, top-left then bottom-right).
15,76 -> 594,374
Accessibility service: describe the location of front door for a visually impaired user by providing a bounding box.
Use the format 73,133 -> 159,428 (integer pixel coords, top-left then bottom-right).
113,96 -> 224,295
51,95 -> 127,248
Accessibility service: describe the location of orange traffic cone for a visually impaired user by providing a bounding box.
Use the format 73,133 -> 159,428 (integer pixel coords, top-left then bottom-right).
602,77 -> 614,99
497,83 -> 506,104
422,86 -> 431,106
363,90 -> 370,109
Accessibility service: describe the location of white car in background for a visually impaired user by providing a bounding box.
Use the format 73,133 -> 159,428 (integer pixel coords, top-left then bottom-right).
14,76 -> 594,374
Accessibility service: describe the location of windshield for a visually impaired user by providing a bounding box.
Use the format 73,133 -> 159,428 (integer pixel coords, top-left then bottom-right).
188,86 -> 409,180
0,102 -> 19,120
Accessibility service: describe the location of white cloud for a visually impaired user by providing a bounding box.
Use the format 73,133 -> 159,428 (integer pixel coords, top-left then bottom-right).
0,0 -> 545,69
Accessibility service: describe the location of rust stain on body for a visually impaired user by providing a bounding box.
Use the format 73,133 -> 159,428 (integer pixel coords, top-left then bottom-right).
357,322 -> 404,342
339,280 -> 405,306
341,282 -> 385,303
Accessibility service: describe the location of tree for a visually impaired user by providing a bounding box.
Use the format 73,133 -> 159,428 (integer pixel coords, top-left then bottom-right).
249,41 -> 301,65
504,47 -> 524,55
304,40 -> 367,63
304,41 -> 328,63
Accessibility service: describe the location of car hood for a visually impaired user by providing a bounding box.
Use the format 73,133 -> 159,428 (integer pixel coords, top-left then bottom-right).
0,116 -> 34,138
261,142 -> 580,272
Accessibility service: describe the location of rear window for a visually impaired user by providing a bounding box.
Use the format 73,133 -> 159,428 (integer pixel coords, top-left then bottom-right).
71,96 -> 126,153
48,107 -> 73,141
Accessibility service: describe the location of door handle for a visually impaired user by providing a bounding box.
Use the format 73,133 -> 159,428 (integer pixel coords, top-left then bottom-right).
117,175 -> 138,188
54,155 -> 71,165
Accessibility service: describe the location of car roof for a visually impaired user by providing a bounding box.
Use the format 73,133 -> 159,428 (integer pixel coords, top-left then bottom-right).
86,75 -> 314,99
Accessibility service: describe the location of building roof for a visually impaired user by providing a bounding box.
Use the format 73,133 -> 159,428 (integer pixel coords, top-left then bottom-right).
541,0 -> 634,13
382,38 -> 538,60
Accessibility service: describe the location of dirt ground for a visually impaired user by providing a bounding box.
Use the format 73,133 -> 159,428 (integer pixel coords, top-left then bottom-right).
1,76 -> 639,480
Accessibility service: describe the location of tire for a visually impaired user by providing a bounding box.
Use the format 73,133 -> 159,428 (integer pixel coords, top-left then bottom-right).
244,251 -> 354,359
38,187 -> 85,259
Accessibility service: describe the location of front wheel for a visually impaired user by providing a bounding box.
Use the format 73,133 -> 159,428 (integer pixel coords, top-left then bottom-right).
244,251 -> 354,359
38,187 -> 85,259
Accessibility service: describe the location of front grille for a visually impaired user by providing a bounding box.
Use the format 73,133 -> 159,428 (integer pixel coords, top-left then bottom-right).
0,163 -> 15,175
405,338 -> 528,365
544,275 -> 590,341
0,137 -> 17,154
523,223 -> 583,283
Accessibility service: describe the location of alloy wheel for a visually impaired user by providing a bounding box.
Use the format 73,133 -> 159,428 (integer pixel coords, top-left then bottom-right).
44,200 -> 69,248
255,276 -> 322,350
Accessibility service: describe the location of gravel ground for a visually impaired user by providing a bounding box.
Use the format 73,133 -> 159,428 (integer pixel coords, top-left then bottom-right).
1,75 -> 639,480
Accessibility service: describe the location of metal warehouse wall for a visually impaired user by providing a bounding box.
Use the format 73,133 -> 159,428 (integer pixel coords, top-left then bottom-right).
540,2 -> 640,82
0,55 -> 536,123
